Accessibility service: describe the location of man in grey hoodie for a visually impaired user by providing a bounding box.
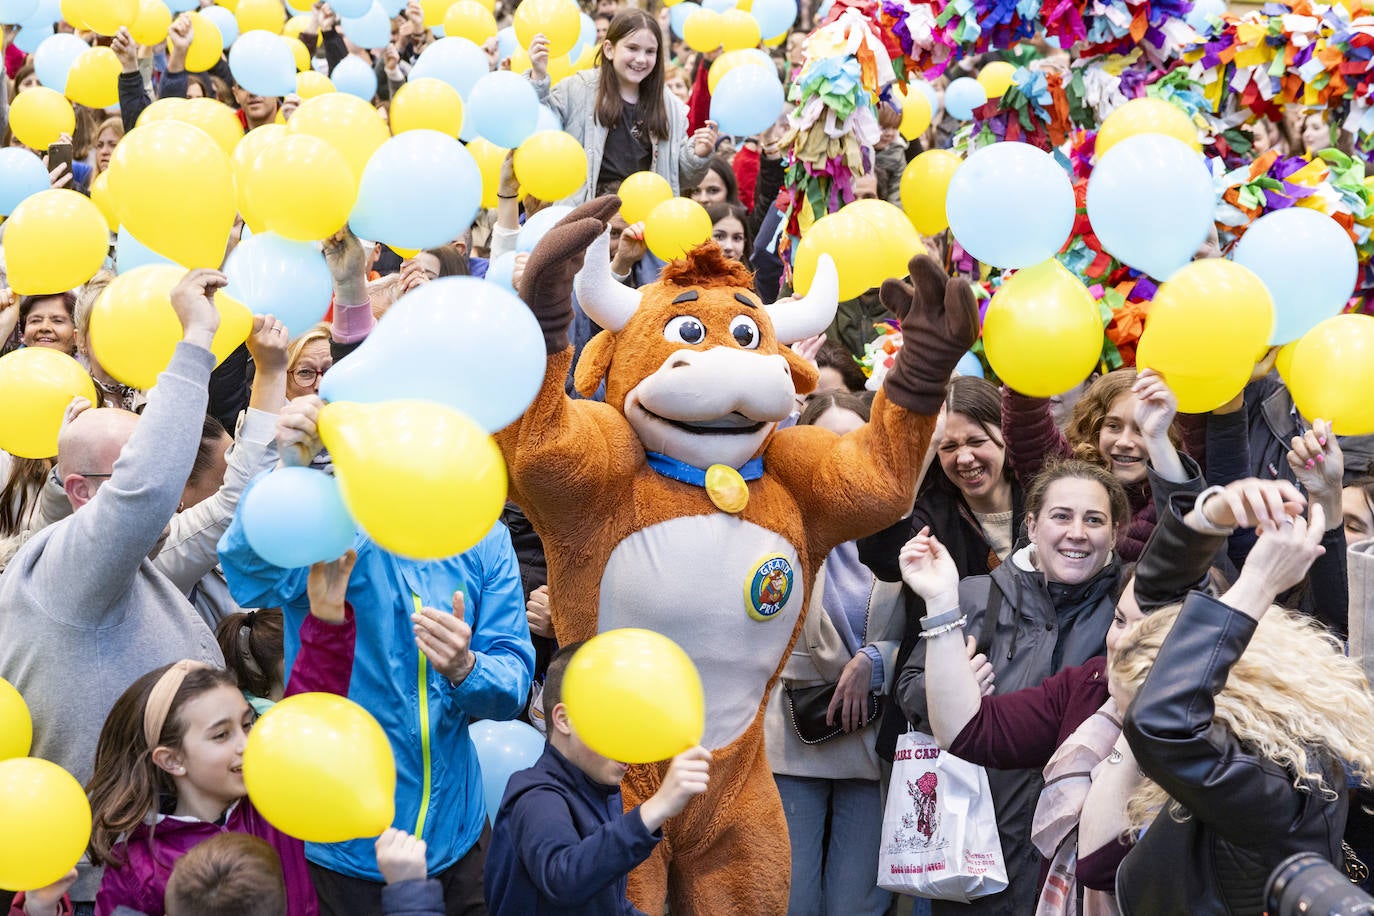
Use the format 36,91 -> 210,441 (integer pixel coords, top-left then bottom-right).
0,268 -> 230,910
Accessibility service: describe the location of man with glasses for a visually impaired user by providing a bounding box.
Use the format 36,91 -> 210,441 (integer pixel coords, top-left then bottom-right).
0,269 -> 229,913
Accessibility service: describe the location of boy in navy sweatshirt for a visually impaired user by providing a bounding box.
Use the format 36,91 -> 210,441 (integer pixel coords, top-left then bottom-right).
484,642 -> 711,915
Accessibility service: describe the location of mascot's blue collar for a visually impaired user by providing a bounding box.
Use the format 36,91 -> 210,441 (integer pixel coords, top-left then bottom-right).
644,452 -> 765,486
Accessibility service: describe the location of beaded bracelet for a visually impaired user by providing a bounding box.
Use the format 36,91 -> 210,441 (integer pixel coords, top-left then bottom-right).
918,616 -> 967,640
920,606 -> 963,632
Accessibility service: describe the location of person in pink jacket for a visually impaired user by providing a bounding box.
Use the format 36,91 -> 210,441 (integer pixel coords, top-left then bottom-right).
9,552 -> 359,916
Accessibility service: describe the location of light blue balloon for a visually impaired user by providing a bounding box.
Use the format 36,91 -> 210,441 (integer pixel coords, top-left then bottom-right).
201,5 -> 238,48
569,12 -> 595,61
467,71 -> 539,149
912,80 -> 938,112
945,141 -> 1075,269
0,0 -> 40,25
340,1 -> 391,50
17,0 -> 57,25
240,467 -> 358,569
223,232 -> 333,338
1085,133 -> 1213,281
1186,0 -> 1225,31
670,2 -> 700,38
0,148 -> 51,216
703,0 -> 735,11
495,26 -> 518,62
327,0 -> 370,15
13,22 -> 54,53
410,37 -> 490,99
350,130 -> 483,250
710,66 -> 784,137
535,103 -> 562,133
486,250 -> 517,293
944,76 -> 986,121
955,350 -> 984,378
229,30 -> 296,97
751,0 -> 796,39
469,720 -> 544,822
1233,208 -> 1358,345
331,54 -> 378,99
165,0 -> 197,11
116,226 -> 176,274
516,205 -> 573,253
377,0 -> 405,13
318,276 -> 546,432
33,32 -> 88,93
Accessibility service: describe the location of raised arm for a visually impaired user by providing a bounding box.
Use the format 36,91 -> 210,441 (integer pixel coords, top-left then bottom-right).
283,551 -> 358,698
1286,418 -> 1349,635
1000,386 -> 1070,481
324,228 -> 375,363
43,270 -> 222,627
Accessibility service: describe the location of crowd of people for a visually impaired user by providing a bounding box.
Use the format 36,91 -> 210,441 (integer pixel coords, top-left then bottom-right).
3,0 -> 1374,914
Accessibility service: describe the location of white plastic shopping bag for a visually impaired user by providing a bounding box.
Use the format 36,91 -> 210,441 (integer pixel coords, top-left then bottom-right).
877,730 -> 1009,901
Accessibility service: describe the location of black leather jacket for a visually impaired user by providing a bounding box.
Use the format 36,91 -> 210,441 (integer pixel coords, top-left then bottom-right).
1117,592 -> 1347,915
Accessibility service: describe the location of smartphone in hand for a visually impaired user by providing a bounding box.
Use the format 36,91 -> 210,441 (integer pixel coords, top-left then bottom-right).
46,140 -> 74,179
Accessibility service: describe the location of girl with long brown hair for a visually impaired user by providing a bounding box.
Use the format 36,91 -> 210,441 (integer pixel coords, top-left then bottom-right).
526,8 -> 718,204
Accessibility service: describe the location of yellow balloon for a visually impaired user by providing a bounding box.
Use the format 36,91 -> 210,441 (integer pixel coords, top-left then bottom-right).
1275,340 -> 1297,383
467,136 -> 508,209
547,49 -> 579,85
236,0 -> 285,33
65,46 -> 121,108
0,349 -> 97,460
243,693 -> 395,843
1095,97 -> 1200,159
138,97 -> 245,158
900,88 -> 932,140
900,149 -> 960,236
90,169 -> 119,230
0,679 -> 31,762
763,29 -> 785,47
982,260 -> 1103,397
1136,336 -> 1254,414
8,87 -> 76,151
443,0 -> 497,44
286,35 -> 312,71
232,123 -> 287,231
513,130 -> 586,202
421,0 -> 455,26
0,758 -> 92,892
707,49 -> 770,93
319,400 -> 508,559
644,197 -> 713,261
218,0 -> 239,10
71,0 -> 137,35
91,265 -> 252,390
683,8 -> 723,52
105,120 -> 237,268
4,190 -> 109,295
246,133 -> 357,240
507,45 -> 532,74
285,0 -> 310,12
284,12 -> 312,37
288,92 -> 388,189
976,61 -> 1016,98
296,69 -> 334,98
1139,259 -> 1274,367
514,0 -> 580,56
793,210 -> 881,300
59,0 -> 89,30
719,8 -> 760,51
618,171 -> 672,225
844,199 -> 925,287
1288,314 -> 1374,434
184,12 -> 224,72
129,0 -> 172,45
562,629 -> 705,764
571,42 -> 597,71
389,244 -> 420,258
390,77 -> 464,137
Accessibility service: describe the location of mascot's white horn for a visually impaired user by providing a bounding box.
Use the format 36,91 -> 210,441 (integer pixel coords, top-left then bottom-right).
767,254 -> 840,345
572,229 -> 642,333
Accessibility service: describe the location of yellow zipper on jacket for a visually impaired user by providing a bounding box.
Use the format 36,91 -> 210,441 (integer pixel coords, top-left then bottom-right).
412,591 -> 432,839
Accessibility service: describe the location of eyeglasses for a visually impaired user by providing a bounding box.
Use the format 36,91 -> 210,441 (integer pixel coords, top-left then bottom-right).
293,367 -> 328,385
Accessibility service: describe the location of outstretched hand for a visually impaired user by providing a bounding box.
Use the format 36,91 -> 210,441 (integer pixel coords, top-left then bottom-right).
519,195 -> 622,353
307,549 -> 356,623
878,256 -> 978,415
898,526 -> 960,607
413,591 -> 475,685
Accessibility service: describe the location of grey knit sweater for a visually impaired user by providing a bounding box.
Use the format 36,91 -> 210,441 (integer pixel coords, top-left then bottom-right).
0,342 -> 224,900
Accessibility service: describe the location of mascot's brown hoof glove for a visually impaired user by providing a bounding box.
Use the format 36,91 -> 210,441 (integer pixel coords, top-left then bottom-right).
519,194 -> 623,354
880,254 -> 979,415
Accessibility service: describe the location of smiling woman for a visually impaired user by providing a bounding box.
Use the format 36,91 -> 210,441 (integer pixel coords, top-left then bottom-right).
18,292 -> 78,357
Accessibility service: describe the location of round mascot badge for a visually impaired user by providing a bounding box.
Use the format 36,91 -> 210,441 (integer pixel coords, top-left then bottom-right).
745,553 -> 794,622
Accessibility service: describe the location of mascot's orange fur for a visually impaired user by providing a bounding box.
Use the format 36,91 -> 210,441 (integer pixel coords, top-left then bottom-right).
497,197 -> 977,914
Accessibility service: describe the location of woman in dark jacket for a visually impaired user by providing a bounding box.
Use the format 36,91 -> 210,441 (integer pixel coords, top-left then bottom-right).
1111,502 -> 1374,915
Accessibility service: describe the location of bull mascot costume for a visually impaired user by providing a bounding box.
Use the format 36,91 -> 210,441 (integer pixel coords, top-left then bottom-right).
497,196 -> 978,914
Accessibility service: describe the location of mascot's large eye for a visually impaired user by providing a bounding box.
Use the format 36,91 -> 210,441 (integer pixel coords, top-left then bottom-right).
730,315 -> 760,349
664,315 -> 707,345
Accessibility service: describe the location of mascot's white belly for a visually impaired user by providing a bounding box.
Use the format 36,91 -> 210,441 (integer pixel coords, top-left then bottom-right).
598,513 -> 805,750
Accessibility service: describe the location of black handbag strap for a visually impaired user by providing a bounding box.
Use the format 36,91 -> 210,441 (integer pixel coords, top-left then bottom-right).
977,579 -> 1003,659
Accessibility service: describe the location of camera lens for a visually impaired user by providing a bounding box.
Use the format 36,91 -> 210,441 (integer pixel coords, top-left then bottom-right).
1268,853 -> 1374,916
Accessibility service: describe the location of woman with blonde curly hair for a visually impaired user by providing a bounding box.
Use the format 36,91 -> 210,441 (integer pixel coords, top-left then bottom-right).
1002,367 -> 1199,561
1110,502 -> 1374,914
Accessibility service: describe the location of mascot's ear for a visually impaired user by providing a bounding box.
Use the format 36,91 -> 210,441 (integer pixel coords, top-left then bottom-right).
784,347 -> 820,396
574,330 -> 617,398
